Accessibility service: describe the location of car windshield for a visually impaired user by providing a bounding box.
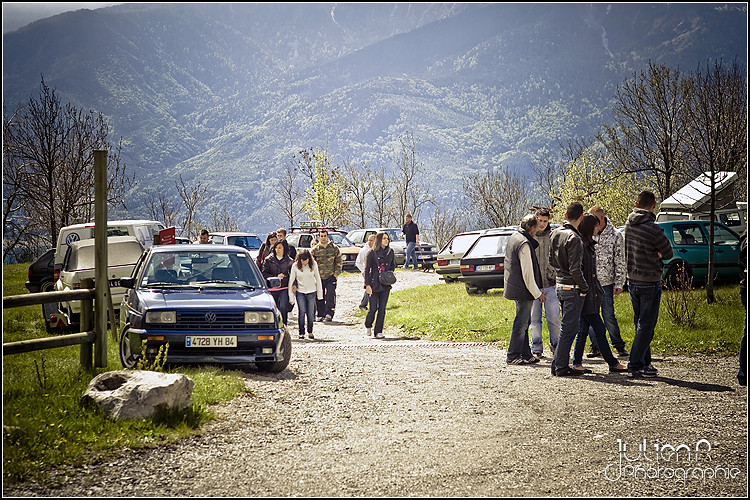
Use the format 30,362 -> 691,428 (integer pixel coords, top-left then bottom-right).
140,250 -> 264,288
328,233 -> 354,246
383,229 -> 403,242
464,234 -> 511,258
226,235 -> 262,250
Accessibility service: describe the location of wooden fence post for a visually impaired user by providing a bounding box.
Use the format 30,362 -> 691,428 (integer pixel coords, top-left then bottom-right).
94,149 -> 108,368
80,277 -> 94,370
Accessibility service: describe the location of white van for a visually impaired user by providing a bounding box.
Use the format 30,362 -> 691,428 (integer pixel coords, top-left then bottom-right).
53,220 -> 165,281
656,206 -> 746,235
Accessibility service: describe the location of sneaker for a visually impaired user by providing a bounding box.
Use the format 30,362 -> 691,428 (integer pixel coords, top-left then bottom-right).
526,356 -> 540,364
628,367 -> 656,378
307,332 -> 314,340
617,348 -> 630,357
366,327 -> 372,336
586,348 -> 602,358
298,334 -> 305,340
533,352 -> 545,360
324,314 -> 333,322
643,364 -> 658,376
375,332 -> 385,339
507,357 -> 529,365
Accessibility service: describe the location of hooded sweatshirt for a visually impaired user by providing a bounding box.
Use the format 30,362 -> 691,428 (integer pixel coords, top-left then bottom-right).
623,208 -> 673,282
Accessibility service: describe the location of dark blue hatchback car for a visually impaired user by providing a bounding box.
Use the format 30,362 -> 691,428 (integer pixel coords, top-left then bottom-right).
119,244 -> 290,372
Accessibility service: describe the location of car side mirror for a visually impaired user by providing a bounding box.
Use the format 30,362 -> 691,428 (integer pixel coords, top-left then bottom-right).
120,277 -> 135,289
267,277 -> 281,288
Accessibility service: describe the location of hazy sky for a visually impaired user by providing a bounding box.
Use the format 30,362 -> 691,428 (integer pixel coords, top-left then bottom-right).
2,2 -> 123,34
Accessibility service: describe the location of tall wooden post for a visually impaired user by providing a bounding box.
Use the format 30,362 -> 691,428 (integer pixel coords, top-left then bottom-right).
94,150 -> 108,367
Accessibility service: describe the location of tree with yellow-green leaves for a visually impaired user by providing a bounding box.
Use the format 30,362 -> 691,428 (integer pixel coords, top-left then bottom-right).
295,147 -> 349,227
551,148 -> 649,227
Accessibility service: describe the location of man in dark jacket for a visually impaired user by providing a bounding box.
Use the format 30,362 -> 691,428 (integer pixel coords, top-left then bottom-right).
623,190 -> 673,378
504,214 -> 546,365
549,202 -> 588,377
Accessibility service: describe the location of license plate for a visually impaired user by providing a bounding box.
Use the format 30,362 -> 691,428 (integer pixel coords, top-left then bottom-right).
450,259 -> 460,265
477,264 -> 495,271
185,336 -> 237,348
108,279 -> 121,287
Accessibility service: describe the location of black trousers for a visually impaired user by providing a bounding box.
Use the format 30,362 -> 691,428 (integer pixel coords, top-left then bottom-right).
316,275 -> 337,319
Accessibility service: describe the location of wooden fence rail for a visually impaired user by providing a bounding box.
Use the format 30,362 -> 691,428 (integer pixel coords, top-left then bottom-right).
3,277 -> 100,369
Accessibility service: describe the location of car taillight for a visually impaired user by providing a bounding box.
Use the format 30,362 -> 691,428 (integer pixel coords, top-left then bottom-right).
54,269 -> 60,282
495,263 -> 504,271
460,264 -> 475,272
437,259 -> 448,266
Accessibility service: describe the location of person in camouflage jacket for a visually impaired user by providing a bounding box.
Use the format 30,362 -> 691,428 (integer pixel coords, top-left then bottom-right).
311,230 -> 343,322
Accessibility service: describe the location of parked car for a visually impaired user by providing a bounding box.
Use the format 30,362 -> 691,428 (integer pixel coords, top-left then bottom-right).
209,232 -> 262,260
457,227 -> 516,294
118,244 -> 290,372
346,227 -> 438,268
25,248 -> 56,293
435,230 -> 486,283
287,227 -> 359,271
656,220 -> 741,287
53,236 -> 145,329
53,219 -> 165,283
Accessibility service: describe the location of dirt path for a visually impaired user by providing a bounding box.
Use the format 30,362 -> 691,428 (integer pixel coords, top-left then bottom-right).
4,270 -> 747,497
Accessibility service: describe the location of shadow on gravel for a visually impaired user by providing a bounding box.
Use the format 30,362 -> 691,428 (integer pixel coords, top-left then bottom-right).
381,336 -> 422,341
552,373 -> 736,392
239,368 -> 298,381
649,376 -> 735,392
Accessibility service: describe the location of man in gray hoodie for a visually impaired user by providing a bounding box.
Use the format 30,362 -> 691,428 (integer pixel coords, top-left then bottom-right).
623,190 -> 673,378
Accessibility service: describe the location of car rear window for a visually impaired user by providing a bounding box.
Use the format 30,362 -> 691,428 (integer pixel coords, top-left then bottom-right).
444,233 -> 480,253
227,235 -> 262,249
465,234 -> 511,258
67,242 -> 144,271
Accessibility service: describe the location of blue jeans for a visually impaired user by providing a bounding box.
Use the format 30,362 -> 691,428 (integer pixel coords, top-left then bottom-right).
627,280 -> 662,371
270,289 -> 290,325
530,285 -> 560,354
365,288 -> 391,335
508,299 -> 534,361
574,313 -> 619,367
552,288 -> 585,374
588,284 -> 626,351
404,242 -> 418,269
295,291 -> 317,336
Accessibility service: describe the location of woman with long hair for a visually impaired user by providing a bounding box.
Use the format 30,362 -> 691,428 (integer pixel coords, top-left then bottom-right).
257,231 -> 278,268
288,249 -> 323,340
572,213 -> 628,373
364,231 -> 396,339
262,240 -> 294,326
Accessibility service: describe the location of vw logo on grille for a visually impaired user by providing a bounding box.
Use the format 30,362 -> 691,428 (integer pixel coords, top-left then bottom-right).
205,312 -> 216,323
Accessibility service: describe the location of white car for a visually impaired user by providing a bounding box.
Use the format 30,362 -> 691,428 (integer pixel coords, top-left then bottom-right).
54,236 -> 145,328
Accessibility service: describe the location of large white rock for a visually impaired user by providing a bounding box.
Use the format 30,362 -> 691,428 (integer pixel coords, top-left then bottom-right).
83,370 -> 194,421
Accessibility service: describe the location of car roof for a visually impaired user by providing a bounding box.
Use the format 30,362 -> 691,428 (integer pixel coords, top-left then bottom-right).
69,235 -> 142,249
209,232 -> 258,236
149,243 -> 251,253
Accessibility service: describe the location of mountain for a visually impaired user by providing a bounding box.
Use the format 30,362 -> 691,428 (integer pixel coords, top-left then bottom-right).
2,3 -> 747,234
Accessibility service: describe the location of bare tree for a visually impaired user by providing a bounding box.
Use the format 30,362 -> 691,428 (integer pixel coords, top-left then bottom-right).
370,163 -> 393,227
597,62 -> 693,200
429,205 -> 469,250
144,189 -> 180,228
271,159 -> 304,228
343,158 -> 373,229
3,78 -> 134,253
464,167 -> 533,228
209,205 -> 240,232
176,174 -> 212,240
684,59 -> 747,303
390,133 -> 433,226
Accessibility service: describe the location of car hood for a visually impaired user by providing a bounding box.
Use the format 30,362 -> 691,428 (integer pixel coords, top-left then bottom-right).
135,287 -> 277,310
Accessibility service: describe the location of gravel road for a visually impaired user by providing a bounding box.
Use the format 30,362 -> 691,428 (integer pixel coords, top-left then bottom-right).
4,269 -> 747,497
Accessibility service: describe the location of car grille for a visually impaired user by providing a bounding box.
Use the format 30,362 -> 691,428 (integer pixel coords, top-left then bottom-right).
155,310 -> 274,330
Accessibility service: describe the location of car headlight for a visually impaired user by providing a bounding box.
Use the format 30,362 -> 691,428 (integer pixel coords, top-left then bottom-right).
245,311 -> 274,323
146,311 -> 176,324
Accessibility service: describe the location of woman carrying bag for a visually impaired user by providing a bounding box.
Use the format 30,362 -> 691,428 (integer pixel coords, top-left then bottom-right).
262,241 -> 294,326
364,231 -> 396,339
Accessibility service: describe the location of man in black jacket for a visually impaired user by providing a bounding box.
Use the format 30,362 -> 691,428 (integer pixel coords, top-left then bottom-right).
549,202 -> 589,377
623,190 -> 673,378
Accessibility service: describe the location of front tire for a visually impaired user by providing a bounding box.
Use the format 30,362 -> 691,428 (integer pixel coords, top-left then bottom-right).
664,262 -> 692,289
256,331 -> 292,373
119,326 -> 139,369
